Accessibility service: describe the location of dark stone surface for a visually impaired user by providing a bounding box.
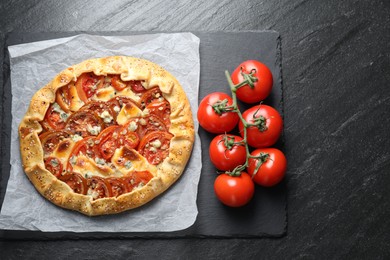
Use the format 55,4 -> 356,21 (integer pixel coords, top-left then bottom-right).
1,0 -> 390,258
0,31 -> 285,238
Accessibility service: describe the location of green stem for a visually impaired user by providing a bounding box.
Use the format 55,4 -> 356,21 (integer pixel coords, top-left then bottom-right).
224,71 -> 252,176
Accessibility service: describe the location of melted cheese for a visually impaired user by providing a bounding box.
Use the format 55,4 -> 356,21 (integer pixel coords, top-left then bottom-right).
72,154 -> 117,177
111,147 -> 157,176
116,103 -> 143,125
68,82 -> 85,112
93,86 -> 140,102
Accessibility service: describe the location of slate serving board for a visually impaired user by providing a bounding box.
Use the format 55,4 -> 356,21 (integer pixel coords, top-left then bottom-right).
0,31 -> 286,239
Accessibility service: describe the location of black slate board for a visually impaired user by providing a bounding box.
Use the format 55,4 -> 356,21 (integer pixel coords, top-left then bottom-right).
0,31 -> 286,239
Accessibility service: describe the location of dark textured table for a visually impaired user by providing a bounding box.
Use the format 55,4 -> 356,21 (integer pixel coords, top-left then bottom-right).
1,0 -> 389,258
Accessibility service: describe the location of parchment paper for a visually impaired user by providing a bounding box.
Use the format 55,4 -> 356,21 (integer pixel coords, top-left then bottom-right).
0,33 -> 201,232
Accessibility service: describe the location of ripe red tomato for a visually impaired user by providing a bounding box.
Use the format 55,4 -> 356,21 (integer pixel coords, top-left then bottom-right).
239,104 -> 283,148
231,60 -> 273,103
209,134 -> 246,171
197,92 -> 239,134
214,172 -> 254,207
247,148 -> 287,187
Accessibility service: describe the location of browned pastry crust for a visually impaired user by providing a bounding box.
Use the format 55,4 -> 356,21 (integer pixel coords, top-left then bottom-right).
19,56 -> 194,216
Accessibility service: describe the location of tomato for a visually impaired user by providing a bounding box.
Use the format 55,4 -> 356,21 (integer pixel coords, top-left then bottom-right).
125,115 -> 168,140
117,127 -> 140,149
197,92 -> 239,134
122,171 -> 153,191
140,87 -> 163,108
138,131 -> 173,165
106,178 -> 129,197
97,125 -> 139,160
209,134 -> 246,171
239,104 -> 283,148
65,110 -> 104,137
39,131 -> 71,155
129,80 -> 146,93
97,126 -> 121,160
231,60 -> 273,103
44,103 -> 68,130
146,99 -> 171,127
86,176 -> 112,199
111,75 -> 128,91
75,73 -> 104,102
247,148 -> 287,187
56,84 -> 72,112
214,172 -> 254,207
67,136 -> 101,172
44,156 -> 63,178
80,101 -> 115,126
60,172 -> 88,195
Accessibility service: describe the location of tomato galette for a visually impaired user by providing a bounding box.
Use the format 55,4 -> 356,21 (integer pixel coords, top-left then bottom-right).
18,56 -> 195,216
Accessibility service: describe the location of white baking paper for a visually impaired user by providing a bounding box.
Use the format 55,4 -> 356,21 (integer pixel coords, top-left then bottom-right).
0,33 -> 201,232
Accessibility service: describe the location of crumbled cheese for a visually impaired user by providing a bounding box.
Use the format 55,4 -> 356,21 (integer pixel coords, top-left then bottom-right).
88,188 -> 100,199
71,134 -> 83,142
127,121 -> 138,132
149,147 -> 157,153
113,106 -> 120,112
99,110 -> 113,123
50,159 -> 59,167
52,102 -> 69,121
142,108 -> 150,116
139,118 -> 147,125
87,125 -> 101,135
69,156 -> 77,165
150,139 -> 162,148
90,80 -> 101,90
94,157 -> 105,165
84,172 -> 93,178
125,161 -> 132,169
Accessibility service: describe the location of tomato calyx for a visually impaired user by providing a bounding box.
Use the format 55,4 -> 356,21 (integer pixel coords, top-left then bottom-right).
247,106 -> 268,132
239,67 -> 258,89
211,99 -> 234,115
219,134 -> 245,151
249,152 -> 270,178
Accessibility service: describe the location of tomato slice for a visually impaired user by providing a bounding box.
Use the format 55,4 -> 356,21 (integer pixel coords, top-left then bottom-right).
97,125 -> 139,160
125,115 -> 168,140
140,87 -> 163,108
128,80 -> 146,93
75,73 -> 104,103
87,176 -> 112,199
66,136 -> 101,172
106,177 -> 129,197
44,103 -> 68,130
56,84 -> 72,112
122,171 -> 153,192
146,99 -> 171,128
138,131 -> 173,165
117,126 -> 140,149
97,126 -> 120,160
39,130 -> 71,155
107,96 -> 141,117
60,172 -> 88,195
80,101 -> 115,126
111,75 -> 128,91
65,110 -> 104,137
44,156 -> 63,178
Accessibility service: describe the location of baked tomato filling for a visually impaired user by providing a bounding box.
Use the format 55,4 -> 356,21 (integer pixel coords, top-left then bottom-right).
39,72 -> 173,200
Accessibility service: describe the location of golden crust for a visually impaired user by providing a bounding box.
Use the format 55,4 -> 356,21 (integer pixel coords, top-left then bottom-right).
19,56 -> 195,216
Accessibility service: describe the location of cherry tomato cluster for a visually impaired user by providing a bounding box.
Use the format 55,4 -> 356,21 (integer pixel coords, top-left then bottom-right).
197,60 -> 287,207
